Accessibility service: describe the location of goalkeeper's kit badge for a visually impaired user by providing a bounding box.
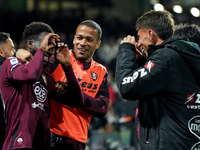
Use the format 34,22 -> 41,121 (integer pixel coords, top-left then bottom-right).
91,72 -> 98,81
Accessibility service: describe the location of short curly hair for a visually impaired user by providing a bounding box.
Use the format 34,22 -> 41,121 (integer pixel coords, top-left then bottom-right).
23,22 -> 54,43
173,23 -> 200,47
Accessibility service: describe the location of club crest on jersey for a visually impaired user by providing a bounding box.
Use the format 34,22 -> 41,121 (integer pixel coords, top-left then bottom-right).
91,72 -> 98,81
145,60 -> 155,72
33,81 -> 47,103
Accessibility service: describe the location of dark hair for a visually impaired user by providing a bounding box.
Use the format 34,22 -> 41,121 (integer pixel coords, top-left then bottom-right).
23,22 -> 54,43
78,20 -> 102,41
173,23 -> 200,47
136,10 -> 175,40
0,32 -> 10,45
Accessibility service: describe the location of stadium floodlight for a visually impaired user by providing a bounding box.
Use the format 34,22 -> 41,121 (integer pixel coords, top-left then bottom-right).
154,3 -> 164,11
173,5 -> 183,13
190,7 -> 200,17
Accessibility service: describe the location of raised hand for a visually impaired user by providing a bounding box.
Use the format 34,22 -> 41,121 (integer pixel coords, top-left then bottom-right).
55,42 -> 71,67
120,35 -> 143,60
120,35 -> 136,45
39,33 -> 60,52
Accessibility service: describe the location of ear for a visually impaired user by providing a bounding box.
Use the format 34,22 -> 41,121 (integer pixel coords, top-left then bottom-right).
95,40 -> 101,49
0,47 -> 4,57
148,29 -> 159,44
27,40 -> 33,50
148,29 -> 154,39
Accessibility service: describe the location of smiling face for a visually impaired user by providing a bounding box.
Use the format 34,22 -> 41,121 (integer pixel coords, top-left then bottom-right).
137,29 -> 153,57
73,25 -> 101,62
0,38 -> 15,58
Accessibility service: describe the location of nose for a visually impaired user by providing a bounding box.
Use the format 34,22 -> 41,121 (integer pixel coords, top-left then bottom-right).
136,42 -> 141,49
80,39 -> 87,46
136,41 -> 141,47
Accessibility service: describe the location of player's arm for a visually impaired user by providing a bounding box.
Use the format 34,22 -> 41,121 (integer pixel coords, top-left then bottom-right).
50,42 -> 84,107
115,38 -> 168,100
81,73 -> 110,119
15,49 -> 33,64
7,33 -> 59,83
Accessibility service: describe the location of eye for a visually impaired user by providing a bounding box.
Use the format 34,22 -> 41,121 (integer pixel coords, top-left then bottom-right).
87,38 -> 93,42
77,36 -> 82,40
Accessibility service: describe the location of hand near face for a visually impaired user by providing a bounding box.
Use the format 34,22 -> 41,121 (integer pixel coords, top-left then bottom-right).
55,42 -> 71,67
120,35 -> 143,60
16,49 -> 33,64
39,33 -> 60,52
120,35 -> 136,45
135,44 -> 144,60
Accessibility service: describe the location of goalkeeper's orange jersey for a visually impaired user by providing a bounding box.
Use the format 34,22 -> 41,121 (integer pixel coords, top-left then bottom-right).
50,50 -> 107,143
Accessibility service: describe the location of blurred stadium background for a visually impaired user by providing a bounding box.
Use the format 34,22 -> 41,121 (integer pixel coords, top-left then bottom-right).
1,0 -> 200,49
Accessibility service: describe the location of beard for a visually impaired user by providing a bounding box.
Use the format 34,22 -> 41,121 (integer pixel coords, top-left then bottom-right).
31,40 -> 53,66
31,40 -> 40,55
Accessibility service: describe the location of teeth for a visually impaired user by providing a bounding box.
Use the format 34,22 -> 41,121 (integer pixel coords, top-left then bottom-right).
79,49 -> 86,52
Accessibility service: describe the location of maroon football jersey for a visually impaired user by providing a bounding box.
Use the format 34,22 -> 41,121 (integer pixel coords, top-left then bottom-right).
0,49 -> 51,150
0,48 -> 85,150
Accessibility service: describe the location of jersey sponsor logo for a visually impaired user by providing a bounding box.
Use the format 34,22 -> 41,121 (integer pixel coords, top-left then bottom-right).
91,72 -> 98,81
185,93 -> 195,104
10,58 -> 19,66
188,115 -> 200,139
191,141 -> 200,150
185,92 -> 200,109
122,68 -> 147,84
33,81 -> 48,103
32,102 -> 45,112
78,78 -> 99,93
144,60 -> 155,72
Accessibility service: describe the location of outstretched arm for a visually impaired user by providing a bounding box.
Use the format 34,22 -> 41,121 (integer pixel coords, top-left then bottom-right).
5,33 -> 60,83
81,73 -> 110,119
50,43 -> 84,107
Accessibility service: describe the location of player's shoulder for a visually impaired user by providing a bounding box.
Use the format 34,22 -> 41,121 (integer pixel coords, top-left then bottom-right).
92,60 -> 107,71
3,57 -> 23,67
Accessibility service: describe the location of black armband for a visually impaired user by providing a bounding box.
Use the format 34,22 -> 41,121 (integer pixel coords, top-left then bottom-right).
13,51 -> 17,57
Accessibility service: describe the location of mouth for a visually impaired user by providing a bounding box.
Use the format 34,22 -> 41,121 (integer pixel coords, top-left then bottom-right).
78,48 -> 87,54
141,48 -> 145,53
79,49 -> 86,52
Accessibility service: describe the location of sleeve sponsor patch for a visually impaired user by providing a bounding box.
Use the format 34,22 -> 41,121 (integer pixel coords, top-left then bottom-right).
10,58 -> 19,66
144,60 -> 155,72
